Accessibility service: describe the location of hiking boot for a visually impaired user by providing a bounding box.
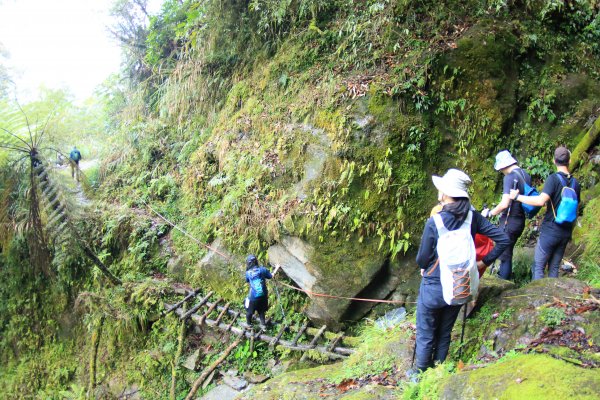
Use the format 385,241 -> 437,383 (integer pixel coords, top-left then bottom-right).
259,323 -> 267,331
405,368 -> 420,384
240,322 -> 252,330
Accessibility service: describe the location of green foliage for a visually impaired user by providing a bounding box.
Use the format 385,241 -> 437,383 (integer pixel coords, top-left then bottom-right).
402,362 -> 456,400
331,322 -> 408,384
539,306 -> 566,328
574,196 -> 600,287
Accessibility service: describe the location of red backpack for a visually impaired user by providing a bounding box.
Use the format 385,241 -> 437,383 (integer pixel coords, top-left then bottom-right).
474,234 -> 494,277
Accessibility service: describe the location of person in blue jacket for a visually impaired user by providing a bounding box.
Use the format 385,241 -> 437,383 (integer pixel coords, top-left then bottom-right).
244,255 -> 279,328
69,146 -> 82,182
413,169 -> 509,374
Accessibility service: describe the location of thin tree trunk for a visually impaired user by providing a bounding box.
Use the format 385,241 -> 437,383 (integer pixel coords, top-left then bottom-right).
170,305 -> 187,400
87,315 -> 105,399
184,334 -> 243,400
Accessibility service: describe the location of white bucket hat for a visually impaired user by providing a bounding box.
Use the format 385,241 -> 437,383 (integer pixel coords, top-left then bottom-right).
494,150 -> 517,171
432,169 -> 471,199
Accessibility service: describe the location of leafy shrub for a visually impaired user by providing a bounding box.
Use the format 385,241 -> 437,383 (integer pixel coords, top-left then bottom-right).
539,306 -> 566,328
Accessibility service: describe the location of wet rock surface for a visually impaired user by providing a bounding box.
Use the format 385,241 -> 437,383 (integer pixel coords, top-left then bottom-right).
268,235 -> 386,328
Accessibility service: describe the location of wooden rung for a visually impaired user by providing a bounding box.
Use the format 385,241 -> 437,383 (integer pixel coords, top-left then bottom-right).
165,289 -> 201,315
308,325 -> 327,348
327,334 -> 344,352
214,303 -> 230,325
199,299 -> 221,325
180,291 -> 214,320
270,325 -> 288,348
291,323 -> 308,345
225,312 -> 240,331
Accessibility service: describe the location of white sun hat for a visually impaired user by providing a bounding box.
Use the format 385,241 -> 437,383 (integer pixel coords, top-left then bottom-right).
494,150 -> 518,171
432,169 -> 472,199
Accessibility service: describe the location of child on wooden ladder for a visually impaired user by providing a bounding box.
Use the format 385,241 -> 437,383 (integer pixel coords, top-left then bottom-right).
242,255 -> 280,330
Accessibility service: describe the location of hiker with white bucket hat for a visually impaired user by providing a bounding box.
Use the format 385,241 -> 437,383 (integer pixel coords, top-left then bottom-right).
483,150 -> 533,280
410,169 -> 509,376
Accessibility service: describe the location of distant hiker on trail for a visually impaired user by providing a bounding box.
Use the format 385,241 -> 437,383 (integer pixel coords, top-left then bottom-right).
509,146 -> 581,280
413,169 -> 509,375
243,255 -> 280,329
482,150 -> 533,280
69,146 -> 82,182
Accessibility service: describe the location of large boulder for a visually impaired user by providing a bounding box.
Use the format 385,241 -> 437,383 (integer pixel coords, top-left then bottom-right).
268,235 -> 387,328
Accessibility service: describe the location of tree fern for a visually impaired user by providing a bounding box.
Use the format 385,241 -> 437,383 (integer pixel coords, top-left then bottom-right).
0,106 -> 121,285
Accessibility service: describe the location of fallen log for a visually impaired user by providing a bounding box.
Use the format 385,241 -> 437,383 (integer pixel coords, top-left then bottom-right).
184,333 -> 244,400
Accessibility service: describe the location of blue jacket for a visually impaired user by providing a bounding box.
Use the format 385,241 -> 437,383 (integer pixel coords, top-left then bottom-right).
69,149 -> 81,162
245,266 -> 272,300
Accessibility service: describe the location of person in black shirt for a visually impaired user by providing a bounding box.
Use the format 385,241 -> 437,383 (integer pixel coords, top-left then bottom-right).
483,150 -> 532,280
509,147 -> 581,280
413,169 -> 509,374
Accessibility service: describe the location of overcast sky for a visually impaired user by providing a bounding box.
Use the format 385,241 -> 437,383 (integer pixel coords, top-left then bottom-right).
0,0 -> 162,102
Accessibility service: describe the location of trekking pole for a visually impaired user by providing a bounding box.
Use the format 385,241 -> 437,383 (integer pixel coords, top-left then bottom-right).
458,304 -> 468,359
504,179 -> 519,231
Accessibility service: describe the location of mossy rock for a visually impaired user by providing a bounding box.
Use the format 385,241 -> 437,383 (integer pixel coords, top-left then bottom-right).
307,235 -> 387,329
461,278 -> 599,363
197,238 -> 245,301
440,354 -> 600,400
240,324 -> 412,400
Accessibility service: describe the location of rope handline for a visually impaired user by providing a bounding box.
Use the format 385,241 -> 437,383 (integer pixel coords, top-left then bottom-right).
138,200 -> 593,307
277,280 -> 416,304
139,198 -> 233,261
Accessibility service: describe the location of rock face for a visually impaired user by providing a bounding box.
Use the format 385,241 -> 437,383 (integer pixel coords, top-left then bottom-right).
198,238 -> 244,298
440,354 -> 600,400
268,235 -> 387,328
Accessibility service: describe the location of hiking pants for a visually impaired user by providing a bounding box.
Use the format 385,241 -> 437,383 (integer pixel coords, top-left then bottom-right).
498,216 -> 525,280
415,282 -> 462,371
246,296 -> 268,325
70,160 -> 80,182
532,232 -> 569,280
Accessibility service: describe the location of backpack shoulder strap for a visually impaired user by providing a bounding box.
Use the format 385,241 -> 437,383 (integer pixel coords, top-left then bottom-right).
555,173 -> 572,188
432,213 -> 447,235
463,210 -> 473,226
514,168 -> 526,184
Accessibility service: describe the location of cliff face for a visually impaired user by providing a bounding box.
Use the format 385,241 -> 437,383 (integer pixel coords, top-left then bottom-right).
98,1 -> 600,323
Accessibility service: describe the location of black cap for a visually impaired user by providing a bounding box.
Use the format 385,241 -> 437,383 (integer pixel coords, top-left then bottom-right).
554,146 -> 570,166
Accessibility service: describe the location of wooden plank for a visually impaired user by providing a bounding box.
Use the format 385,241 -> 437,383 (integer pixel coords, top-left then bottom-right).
165,289 -> 201,315
166,304 -> 352,358
308,325 -> 327,348
214,303 -> 230,325
300,324 -> 327,362
269,325 -> 288,349
291,323 -> 308,346
199,298 -> 221,325
225,311 -> 240,332
327,334 -> 344,352
180,291 -> 214,320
